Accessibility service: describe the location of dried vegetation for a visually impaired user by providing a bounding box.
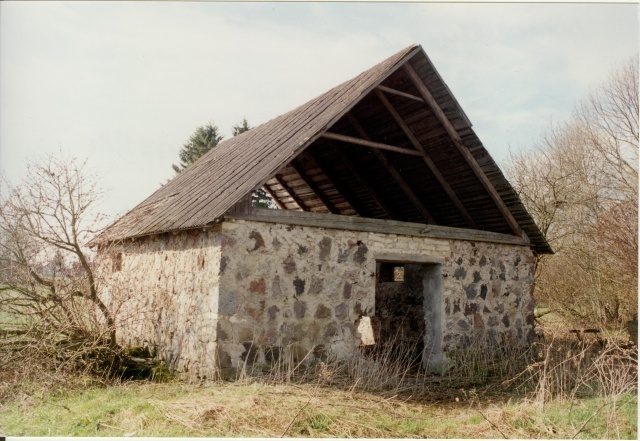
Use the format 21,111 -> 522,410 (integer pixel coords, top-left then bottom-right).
506,56 -> 638,330
1,324 -> 636,438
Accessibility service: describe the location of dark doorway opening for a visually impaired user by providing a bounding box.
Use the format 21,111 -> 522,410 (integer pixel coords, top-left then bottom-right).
371,262 -> 425,366
365,261 -> 443,370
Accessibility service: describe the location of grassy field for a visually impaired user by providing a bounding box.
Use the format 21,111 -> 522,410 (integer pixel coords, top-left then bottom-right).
1,378 -> 636,438
1,301 -> 636,438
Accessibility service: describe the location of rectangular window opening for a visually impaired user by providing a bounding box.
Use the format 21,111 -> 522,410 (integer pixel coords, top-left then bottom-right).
378,262 -> 405,282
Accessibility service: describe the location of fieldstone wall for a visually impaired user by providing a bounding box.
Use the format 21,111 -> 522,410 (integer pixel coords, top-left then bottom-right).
99,229 -> 222,377
214,219 -> 383,369
214,218 -> 536,372
443,240 -> 536,351
99,217 -> 536,379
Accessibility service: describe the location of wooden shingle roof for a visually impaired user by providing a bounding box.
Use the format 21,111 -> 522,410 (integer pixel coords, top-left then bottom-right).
101,44 -> 552,254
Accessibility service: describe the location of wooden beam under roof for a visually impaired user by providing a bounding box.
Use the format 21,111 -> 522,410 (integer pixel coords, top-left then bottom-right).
308,151 -> 366,217
289,161 -> 340,214
274,174 -> 309,212
374,88 -> 477,228
321,132 -> 424,157
262,184 -> 287,209
403,62 -> 523,237
266,177 -> 302,210
228,208 -> 530,247
347,113 -> 436,225
327,144 -> 399,220
376,85 -> 425,103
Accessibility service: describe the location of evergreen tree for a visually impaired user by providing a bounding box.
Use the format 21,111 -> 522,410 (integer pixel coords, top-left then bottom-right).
172,119 -> 275,208
172,123 -> 223,174
231,118 -> 251,137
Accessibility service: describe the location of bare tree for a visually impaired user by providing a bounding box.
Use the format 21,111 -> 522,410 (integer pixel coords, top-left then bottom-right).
506,56 -> 638,329
0,154 -> 118,374
578,56 -> 639,198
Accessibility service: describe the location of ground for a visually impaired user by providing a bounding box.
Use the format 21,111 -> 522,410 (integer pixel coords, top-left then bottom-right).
1,379 -> 636,438
1,300 -> 636,439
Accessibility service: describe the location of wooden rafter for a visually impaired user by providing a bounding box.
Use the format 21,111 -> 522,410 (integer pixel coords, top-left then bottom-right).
327,143 -> 399,220
274,174 -> 309,212
347,113 -> 436,225
321,132 -> 424,157
289,161 -> 340,214
262,183 -> 287,209
309,152 -> 366,217
317,46 -> 423,138
403,62 -> 523,237
226,192 -> 253,215
376,85 -> 425,103
374,88 -> 477,228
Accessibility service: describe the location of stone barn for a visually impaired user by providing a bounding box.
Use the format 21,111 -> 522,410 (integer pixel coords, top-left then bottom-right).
96,44 -> 552,378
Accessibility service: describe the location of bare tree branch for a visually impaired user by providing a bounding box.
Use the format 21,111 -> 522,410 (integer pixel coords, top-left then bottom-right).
505,56 -> 638,329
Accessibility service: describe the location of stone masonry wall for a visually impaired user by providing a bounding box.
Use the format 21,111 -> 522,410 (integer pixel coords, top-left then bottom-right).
99,229 -> 222,377
444,240 -> 536,351
215,218 -> 536,372
99,217 -> 536,379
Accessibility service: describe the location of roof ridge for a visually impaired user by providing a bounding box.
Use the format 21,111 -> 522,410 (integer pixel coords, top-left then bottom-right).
101,45 -> 421,240
98,43 -> 551,254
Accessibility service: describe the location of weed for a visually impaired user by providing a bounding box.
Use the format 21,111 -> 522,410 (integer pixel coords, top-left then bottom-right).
1,325 -> 637,438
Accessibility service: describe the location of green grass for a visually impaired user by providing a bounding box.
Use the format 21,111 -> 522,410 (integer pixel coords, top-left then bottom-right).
1,381 -> 636,438
0,289 -> 27,326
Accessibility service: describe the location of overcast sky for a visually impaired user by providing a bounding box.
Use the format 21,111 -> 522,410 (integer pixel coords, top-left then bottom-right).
1,2 -> 638,221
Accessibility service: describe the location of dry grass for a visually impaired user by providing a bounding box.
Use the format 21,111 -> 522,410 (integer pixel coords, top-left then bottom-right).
1,373 -> 636,438
0,316 -> 117,407
1,324 -> 637,438
0,294 -> 168,406
0,380 -> 476,437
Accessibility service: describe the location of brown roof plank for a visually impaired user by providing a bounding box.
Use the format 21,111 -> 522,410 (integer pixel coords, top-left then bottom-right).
289,161 -> 340,215
321,132 -> 424,157
374,87 -> 476,229
347,112 -> 436,225
403,62 -> 523,237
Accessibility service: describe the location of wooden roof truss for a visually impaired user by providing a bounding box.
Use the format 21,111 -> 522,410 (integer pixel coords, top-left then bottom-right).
102,45 -> 550,253
261,51 -> 528,241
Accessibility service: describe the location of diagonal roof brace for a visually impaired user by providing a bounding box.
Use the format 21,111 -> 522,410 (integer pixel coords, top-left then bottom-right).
403,62 -> 523,237
374,87 -> 477,228
321,132 -> 425,157
274,174 -> 309,212
327,144 -> 399,220
347,113 -> 436,225
261,184 -> 287,209
376,85 -> 425,104
289,161 -> 340,214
